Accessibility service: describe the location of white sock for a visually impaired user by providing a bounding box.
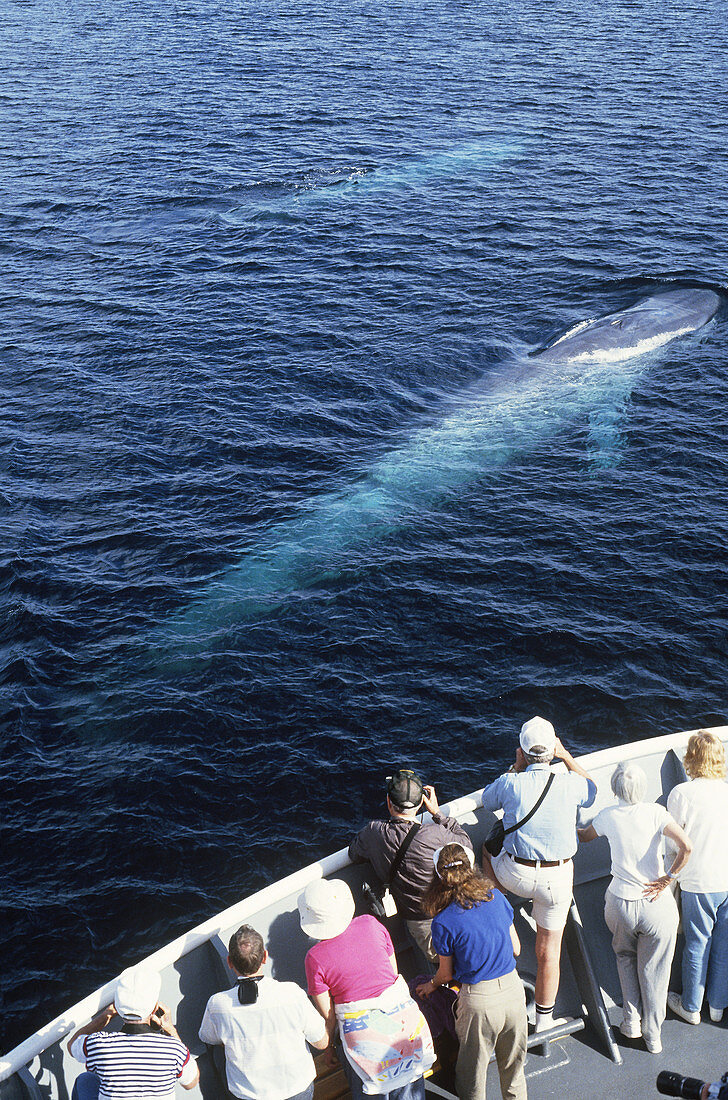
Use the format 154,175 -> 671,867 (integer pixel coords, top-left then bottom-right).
534,1004 -> 554,1032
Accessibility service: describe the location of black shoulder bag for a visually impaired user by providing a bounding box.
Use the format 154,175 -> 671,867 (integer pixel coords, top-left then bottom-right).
484,772 -> 555,857
362,821 -> 421,920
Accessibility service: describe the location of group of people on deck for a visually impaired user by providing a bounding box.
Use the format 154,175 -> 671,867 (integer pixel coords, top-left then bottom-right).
68,724 -> 728,1100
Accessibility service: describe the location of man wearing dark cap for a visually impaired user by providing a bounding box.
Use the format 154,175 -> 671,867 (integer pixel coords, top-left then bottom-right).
349,767 -> 473,964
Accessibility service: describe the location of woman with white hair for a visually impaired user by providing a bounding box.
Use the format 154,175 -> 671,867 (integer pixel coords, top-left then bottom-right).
416,843 -> 527,1100
666,730 -> 728,1026
298,878 -> 434,1100
579,762 -> 692,1054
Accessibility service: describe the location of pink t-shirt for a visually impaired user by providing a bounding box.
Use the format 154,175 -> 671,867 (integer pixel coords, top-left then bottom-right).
305,915 -> 396,1004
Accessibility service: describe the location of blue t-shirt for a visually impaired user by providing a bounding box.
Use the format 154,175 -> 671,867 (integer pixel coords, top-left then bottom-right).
431,890 -> 515,985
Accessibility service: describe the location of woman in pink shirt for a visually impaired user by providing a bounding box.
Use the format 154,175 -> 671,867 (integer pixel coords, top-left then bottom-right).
298,878 -> 433,1100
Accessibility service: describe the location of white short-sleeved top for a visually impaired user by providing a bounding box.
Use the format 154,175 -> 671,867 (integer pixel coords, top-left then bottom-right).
198,977 -> 325,1100
592,801 -> 673,900
667,777 -> 728,892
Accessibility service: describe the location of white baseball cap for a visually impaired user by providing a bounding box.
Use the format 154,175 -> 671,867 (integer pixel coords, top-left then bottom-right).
432,845 -> 475,877
519,716 -> 557,757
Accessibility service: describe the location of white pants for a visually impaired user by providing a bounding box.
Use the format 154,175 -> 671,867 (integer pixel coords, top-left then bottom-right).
493,851 -> 573,930
604,888 -> 678,1045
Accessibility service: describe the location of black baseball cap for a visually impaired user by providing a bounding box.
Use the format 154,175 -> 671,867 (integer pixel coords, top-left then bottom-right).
386,768 -> 424,810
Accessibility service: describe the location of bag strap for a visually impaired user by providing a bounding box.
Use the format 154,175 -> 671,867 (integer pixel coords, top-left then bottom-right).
503,772 -> 556,838
387,822 -> 421,886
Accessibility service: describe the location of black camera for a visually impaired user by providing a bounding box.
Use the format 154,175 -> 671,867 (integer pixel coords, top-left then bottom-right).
657,1071 -> 707,1099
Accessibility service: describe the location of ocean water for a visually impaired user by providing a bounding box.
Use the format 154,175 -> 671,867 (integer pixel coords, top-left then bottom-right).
1,0 -> 727,1054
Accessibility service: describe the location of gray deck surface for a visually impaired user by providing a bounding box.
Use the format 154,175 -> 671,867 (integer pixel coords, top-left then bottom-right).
507,1010 -> 727,1100
423,870 -> 728,1100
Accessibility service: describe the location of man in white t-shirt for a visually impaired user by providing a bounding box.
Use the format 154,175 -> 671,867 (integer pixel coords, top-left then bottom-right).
198,924 -> 328,1100
67,966 -> 199,1100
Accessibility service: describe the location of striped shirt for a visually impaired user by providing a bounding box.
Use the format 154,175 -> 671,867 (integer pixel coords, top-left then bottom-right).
71,1029 -> 196,1100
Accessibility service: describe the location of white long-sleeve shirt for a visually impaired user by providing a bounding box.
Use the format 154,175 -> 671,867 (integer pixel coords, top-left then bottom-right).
667,777 -> 728,892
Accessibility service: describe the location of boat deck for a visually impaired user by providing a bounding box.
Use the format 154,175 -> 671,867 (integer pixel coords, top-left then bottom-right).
311,868 -> 727,1100
3,729 -> 727,1100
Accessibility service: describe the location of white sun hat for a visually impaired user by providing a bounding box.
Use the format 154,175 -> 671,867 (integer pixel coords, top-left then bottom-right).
298,878 -> 356,940
114,966 -> 161,1021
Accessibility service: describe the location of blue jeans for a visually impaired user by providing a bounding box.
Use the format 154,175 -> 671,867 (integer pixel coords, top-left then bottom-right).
339,1048 -> 425,1100
71,1073 -> 100,1100
286,1085 -> 314,1100
681,889 -> 728,1013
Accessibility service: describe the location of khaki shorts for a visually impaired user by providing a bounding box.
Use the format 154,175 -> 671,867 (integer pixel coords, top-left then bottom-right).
493,851 -> 573,930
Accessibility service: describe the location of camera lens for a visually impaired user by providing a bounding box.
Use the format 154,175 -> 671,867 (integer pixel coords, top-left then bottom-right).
656,1070 -> 706,1099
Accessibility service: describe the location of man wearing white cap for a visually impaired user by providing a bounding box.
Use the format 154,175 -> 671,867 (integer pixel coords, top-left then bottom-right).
67,966 -> 199,1100
481,717 -> 597,1032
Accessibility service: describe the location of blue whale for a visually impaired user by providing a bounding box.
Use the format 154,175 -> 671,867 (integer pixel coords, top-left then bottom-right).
160,288 -> 721,644
534,287 -> 720,363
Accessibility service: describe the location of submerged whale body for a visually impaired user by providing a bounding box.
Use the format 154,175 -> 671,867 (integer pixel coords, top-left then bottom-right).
159,289 -> 721,645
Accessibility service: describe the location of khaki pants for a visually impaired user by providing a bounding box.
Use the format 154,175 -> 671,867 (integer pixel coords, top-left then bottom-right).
454,968 -> 528,1100
405,917 -> 437,967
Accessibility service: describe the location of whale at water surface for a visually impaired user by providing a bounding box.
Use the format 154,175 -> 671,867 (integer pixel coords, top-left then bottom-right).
533,288 -> 721,363
158,288 -> 722,644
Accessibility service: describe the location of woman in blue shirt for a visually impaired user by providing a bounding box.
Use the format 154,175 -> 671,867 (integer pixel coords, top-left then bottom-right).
416,844 -> 527,1100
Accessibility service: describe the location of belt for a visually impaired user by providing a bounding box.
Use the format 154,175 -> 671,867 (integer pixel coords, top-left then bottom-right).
509,854 -> 571,868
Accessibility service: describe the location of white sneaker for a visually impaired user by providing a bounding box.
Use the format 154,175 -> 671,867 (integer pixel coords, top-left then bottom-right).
709,1005 -> 724,1023
667,992 -> 700,1025
618,1022 -> 641,1040
644,1037 -> 662,1054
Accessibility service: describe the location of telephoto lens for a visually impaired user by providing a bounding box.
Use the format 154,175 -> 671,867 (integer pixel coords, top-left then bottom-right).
656,1071 -> 707,1099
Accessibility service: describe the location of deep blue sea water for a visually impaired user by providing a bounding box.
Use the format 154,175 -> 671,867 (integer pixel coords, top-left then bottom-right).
2,0 -> 727,1054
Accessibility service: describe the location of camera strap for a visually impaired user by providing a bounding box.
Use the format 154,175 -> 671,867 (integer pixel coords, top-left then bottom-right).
236,975 -> 264,1005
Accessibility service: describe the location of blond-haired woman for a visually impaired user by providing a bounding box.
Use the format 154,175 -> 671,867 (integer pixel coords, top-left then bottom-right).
667,730 -> 728,1025
416,844 -> 527,1100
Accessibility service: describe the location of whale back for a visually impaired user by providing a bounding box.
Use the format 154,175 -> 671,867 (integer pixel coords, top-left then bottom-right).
535,288 -> 721,364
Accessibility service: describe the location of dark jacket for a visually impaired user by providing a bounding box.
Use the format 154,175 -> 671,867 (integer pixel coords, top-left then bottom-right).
348,814 -> 473,920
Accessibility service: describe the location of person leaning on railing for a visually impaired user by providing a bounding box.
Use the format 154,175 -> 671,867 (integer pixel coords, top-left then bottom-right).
416,843 -> 528,1100
198,924 -> 328,1100
666,730 -> 728,1027
298,877 -> 435,1100
67,967 -> 199,1100
578,761 -> 692,1054
480,716 -> 597,1032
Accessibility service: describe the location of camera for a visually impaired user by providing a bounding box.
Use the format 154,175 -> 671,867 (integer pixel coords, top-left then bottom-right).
657,1071 -> 707,1099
